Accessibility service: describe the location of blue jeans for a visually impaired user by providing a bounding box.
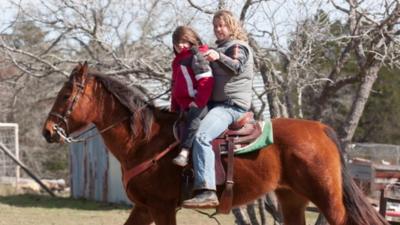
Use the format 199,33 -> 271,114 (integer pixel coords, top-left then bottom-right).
192,103 -> 246,190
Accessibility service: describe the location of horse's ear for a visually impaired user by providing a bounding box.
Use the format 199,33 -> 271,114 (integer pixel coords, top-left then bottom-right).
76,61 -> 88,80
80,61 -> 88,78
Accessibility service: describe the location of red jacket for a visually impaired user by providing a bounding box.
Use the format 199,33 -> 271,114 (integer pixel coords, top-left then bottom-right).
171,45 -> 214,111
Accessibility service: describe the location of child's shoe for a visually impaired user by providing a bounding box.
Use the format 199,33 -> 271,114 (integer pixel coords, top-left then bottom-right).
173,148 -> 189,167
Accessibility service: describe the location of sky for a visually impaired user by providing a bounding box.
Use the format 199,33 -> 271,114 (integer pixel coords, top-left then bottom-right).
0,1 -> 17,33
0,0 -> 392,50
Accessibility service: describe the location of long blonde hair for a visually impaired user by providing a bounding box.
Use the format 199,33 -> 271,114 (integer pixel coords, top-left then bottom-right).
213,10 -> 248,42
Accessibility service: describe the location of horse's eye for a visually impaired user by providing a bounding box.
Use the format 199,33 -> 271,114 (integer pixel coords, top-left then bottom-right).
63,94 -> 70,100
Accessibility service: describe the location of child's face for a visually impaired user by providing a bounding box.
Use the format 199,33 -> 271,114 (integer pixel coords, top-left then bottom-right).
174,40 -> 191,53
213,18 -> 231,42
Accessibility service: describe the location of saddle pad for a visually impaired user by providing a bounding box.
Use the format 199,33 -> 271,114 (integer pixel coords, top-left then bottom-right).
221,119 -> 274,155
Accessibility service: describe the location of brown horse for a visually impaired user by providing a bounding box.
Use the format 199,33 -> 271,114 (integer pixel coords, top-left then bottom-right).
42,63 -> 388,225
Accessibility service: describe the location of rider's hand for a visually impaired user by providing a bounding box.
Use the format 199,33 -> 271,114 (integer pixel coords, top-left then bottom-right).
189,101 -> 198,108
204,50 -> 220,62
190,46 -> 199,55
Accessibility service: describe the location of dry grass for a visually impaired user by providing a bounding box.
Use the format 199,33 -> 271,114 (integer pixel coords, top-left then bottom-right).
0,184 -> 318,225
0,191 -> 234,225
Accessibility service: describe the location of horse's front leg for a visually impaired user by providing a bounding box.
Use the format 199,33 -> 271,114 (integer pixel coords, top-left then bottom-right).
124,205 -> 154,225
148,202 -> 178,225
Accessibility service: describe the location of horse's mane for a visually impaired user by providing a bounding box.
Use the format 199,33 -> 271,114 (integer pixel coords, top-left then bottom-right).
92,73 -> 149,110
89,72 -> 161,141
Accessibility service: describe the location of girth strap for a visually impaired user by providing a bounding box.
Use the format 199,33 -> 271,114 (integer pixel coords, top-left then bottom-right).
122,140 -> 179,189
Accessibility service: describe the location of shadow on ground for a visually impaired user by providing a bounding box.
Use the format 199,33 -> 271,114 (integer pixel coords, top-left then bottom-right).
0,194 -> 130,210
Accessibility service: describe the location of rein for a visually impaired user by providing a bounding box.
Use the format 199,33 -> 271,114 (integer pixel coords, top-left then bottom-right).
122,140 -> 180,189
51,78 -> 170,144
49,75 -> 129,143
53,116 -> 129,143
49,71 -> 179,188
67,89 -> 171,143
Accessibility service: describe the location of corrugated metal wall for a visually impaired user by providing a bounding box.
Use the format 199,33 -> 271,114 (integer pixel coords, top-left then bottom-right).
70,127 -> 130,204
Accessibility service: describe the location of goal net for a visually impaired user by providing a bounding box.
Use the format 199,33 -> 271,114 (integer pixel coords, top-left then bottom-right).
0,123 -> 20,184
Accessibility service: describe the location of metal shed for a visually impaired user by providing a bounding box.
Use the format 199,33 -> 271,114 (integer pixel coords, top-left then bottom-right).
70,127 -> 130,204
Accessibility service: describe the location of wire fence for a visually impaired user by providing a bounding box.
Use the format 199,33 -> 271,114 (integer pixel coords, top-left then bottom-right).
348,143 -> 400,165
0,123 -> 19,179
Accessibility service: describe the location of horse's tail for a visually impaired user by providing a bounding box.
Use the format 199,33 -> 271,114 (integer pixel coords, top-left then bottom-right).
324,127 -> 389,225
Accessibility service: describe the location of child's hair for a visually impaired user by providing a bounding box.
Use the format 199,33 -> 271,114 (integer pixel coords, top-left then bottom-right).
172,26 -> 202,47
213,10 -> 248,42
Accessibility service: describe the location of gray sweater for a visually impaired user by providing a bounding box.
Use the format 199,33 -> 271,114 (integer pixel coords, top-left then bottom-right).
210,39 -> 254,110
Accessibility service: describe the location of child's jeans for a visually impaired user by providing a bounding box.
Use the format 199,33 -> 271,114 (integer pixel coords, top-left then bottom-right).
181,106 -> 209,149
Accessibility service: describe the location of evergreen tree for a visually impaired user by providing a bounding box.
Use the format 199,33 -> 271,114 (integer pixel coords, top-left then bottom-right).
354,67 -> 400,144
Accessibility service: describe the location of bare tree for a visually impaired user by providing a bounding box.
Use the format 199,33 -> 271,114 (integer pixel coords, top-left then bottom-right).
0,0 -> 182,179
337,1 -> 400,148
2,0 -> 400,223
0,0 -> 180,81
242,0 -> 400,145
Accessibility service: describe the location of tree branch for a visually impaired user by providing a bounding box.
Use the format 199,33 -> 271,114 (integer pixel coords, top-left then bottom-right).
187,0 -> 214,14
0,38 -> 69,77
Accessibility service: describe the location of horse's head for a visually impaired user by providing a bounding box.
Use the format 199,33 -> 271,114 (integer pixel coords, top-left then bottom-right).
42,62 -> 95,143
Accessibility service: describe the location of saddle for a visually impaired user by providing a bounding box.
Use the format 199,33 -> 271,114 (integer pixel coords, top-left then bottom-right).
212,112 -> 262,213
176,112 -> 263,213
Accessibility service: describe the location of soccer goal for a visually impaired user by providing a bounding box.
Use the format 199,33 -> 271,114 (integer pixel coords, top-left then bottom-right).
0,123 -> 20,184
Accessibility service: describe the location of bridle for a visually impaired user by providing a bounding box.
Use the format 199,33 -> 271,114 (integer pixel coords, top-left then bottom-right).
49,72 -> 87,142
48,75 -> 128,143
48,71 -> 172,143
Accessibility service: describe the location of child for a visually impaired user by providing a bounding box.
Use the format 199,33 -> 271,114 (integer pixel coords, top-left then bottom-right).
170,26 -> 214,167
